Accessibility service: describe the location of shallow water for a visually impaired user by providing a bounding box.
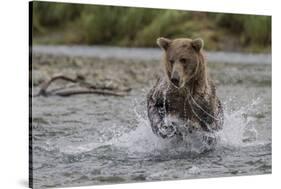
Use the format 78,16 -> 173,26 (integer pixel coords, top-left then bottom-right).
31,47 -> 271,188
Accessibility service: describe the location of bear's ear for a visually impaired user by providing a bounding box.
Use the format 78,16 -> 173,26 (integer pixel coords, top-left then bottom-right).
191,38 -> 204,52
157,37 -> 171,50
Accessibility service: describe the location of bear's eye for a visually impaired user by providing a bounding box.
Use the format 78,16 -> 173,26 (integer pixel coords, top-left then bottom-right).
169,60 -> 175,64
180,58 -> 187,64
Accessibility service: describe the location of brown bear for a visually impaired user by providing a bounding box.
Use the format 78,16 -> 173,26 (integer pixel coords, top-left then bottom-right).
147,37 -> 224,139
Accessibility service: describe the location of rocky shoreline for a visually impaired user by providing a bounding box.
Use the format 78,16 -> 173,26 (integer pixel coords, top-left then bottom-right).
32,52 -> 271,95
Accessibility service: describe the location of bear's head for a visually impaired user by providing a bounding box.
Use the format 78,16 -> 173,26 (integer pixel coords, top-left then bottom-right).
157,37 -> 206,88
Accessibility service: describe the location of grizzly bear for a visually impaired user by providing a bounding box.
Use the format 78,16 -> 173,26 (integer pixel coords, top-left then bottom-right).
147,37 -> 224,139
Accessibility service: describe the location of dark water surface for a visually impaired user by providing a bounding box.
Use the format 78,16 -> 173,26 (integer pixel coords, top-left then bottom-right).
31,46 -> 271,188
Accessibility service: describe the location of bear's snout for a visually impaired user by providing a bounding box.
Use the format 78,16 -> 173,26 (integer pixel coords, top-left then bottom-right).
171,71 -> 180,87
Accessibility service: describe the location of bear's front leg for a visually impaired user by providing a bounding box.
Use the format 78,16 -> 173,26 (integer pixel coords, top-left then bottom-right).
147,88 -> 178,139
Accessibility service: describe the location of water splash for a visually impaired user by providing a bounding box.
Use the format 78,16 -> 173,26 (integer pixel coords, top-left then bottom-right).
61,96 -> 261,156
108,96 -> 262,155
218,97 -> 261,147
104,98 -> 215,155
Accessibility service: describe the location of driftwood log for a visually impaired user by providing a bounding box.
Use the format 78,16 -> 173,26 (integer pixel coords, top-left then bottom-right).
33,74 -> 131,97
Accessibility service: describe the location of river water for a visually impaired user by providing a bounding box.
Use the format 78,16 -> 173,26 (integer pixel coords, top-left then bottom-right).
31,46 -> 271,188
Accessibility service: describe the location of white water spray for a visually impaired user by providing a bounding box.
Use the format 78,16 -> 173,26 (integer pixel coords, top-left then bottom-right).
61,96 -> 261,155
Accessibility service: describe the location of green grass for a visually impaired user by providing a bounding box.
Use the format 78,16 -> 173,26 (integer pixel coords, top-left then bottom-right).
32,1 -> 271,52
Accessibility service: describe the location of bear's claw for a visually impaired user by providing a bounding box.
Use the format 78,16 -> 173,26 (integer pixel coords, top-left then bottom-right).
158,122 -> 177,138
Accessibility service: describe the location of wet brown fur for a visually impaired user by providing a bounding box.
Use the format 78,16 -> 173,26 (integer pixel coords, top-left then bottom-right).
147,37 -> 224,138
